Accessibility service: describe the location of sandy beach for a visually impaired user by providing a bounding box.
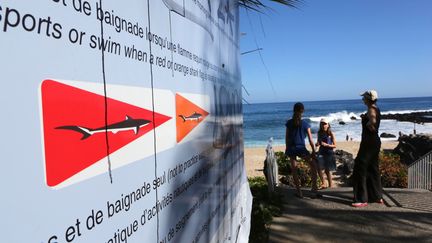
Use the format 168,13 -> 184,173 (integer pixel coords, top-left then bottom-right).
244,141 -> 399,178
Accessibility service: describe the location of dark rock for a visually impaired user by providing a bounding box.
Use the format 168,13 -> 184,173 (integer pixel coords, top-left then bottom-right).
335,149 -> 354,175
334,150 -> 356,187
350,116 -> 357,120
339,121 -> 346,125
280,176 -> 294,187
380,132 -> 396,138
393,134 -> 432,166
381,111 -> 432,124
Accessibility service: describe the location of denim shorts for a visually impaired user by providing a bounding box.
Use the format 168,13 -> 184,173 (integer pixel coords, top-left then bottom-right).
285,146 -> 310,158
317,153 -> 336,171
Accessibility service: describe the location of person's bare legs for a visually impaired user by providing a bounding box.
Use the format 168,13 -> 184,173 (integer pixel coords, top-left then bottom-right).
317,168 -> 326,188
325,169 -> 332,188
306,156 -> 319,192
290,157 -> 302,197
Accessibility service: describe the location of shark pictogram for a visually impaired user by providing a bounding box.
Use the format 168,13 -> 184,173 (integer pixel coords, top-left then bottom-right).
178,112 -> 203,122
40,79 -> 171,188
56,115 -> 151,140
175,94 -> 209,142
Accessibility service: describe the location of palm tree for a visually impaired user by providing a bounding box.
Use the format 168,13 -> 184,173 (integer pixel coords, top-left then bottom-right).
238,0 -> 301,11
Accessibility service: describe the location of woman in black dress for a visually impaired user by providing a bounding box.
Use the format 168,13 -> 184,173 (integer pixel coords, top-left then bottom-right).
352,90 -> 384,207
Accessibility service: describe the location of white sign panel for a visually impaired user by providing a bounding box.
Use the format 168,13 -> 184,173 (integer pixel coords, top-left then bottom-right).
0,0 -> 251,243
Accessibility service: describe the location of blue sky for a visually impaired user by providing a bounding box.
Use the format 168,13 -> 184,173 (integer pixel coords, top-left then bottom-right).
239,0 -> 432,103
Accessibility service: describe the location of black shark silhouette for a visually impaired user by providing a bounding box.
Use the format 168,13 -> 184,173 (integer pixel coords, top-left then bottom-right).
56,115 -> 151,140
179,112 -> 203,122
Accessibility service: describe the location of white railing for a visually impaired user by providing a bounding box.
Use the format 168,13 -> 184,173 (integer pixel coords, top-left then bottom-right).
408,150 -> 432,190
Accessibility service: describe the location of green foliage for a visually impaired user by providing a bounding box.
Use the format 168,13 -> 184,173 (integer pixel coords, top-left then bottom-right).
248,177 -> 283,243
275,151 -> 291,175
379,152 -> 408,188
275,152 -> 318,187
296,160 -> 314,187
276,150 -> 407,188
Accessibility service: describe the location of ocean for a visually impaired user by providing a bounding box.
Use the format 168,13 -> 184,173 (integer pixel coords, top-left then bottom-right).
243,96 -> 432,147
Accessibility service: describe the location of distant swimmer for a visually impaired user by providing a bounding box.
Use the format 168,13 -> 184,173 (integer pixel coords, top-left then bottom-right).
179,112 -> 202,122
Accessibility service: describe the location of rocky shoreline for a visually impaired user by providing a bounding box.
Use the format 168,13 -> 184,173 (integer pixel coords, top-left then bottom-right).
335,134 -> 432,185
393,134 -> 432,165
381,111 -> 432,124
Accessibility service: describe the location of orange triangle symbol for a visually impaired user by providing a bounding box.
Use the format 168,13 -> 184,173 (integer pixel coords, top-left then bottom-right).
176,93 -> 209,143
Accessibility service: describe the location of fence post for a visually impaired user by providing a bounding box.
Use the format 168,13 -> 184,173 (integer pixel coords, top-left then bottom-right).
265,137 -> 279,192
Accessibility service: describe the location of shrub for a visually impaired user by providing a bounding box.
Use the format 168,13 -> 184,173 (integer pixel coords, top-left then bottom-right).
275,151 -> 291,175
248,177 -> 283,243
379,152 -> 408,188
275,152 -> 317,187
296,160 -> 315,187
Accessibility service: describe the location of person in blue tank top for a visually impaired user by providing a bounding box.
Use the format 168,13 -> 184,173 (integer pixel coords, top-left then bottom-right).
285,102 -> 319,198
315,118 -> 337,189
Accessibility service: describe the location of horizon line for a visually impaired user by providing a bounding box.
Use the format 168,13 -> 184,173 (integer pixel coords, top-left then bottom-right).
244,95 -> 432,105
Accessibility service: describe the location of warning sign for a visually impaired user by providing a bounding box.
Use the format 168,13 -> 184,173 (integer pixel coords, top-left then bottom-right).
40,80 -> 171,188
1,1 -> 250,242
176,93 -> 209,143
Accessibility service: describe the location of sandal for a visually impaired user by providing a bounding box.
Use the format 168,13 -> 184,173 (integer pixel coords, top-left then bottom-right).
351,202 -> 368,208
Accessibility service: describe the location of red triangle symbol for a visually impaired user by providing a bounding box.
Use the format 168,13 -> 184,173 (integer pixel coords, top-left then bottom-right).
41,80 -> 171,187
176,94 -> 209,143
